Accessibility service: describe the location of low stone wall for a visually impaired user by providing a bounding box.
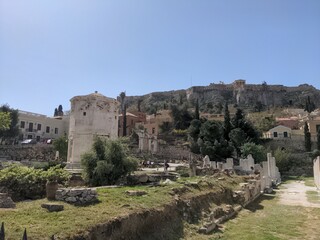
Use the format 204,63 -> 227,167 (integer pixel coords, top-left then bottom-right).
127,173 -> 177,185
0,145 -> 55,161
55,188 -> 98,205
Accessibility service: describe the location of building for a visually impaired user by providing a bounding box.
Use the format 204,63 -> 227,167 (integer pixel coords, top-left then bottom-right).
308,116 -> 320,140
118,112 -> 146,137
67,92 -> 119,170
139,110 -> 173,135
18,110 -> 69,142
276,117 -> 299,130
264,125 -> 292,139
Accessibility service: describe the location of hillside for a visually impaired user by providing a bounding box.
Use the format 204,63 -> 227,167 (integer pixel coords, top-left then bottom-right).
124,80 -> 320,114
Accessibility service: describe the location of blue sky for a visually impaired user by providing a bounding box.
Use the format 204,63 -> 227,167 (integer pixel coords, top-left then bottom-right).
0,0 -> 319,116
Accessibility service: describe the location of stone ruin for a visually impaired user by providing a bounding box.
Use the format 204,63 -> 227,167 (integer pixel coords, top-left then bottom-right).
201,153 -> 281,193
55,188 -> 98,205
313,156 -> 320,189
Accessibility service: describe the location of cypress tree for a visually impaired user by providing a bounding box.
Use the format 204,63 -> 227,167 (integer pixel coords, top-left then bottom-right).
223,102 -> 231,140
304,122 -> 312,152
195,99 -> 200,120
317,128 -> 320,151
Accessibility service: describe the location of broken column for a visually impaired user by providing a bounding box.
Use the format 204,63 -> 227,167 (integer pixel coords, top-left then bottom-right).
314,156 -> 320,189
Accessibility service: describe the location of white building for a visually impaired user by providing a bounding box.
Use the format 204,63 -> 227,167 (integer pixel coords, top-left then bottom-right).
18,110 -> 69,142
67,92 -> 119,170
263,125 -> 292,139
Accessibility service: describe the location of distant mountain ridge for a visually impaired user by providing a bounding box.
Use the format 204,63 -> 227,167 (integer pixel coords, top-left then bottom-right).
124,80 -> 320,114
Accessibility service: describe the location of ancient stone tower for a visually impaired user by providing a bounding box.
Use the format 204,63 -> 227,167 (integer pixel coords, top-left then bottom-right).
67,92 -> 119,170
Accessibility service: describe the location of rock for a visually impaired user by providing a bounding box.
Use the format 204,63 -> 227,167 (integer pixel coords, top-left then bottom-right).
41,203 -> 64,212
138,174 -> 149,183
0,193 -> 16,208
265,187 -> 273,194
162,179 -> 174,185
125,190 -> 147,196
65,197 -> 77,203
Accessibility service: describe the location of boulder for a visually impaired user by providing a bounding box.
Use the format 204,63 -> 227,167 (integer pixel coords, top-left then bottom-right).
125,190 -> 147,196
41,203 -> 64,212
0,193 -> 15,208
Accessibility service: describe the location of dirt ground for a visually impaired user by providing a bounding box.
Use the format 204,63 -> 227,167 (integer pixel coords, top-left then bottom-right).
278,180 -> 320,208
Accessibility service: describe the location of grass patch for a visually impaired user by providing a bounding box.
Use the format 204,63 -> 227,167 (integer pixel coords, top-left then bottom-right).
219,195 -> 307,240
182,179 -> 320,240
0,185 -> 174,239
0,175 -> 244,239
306,190 -> 320,204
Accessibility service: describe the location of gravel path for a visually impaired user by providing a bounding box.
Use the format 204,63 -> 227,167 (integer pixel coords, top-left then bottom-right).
278,181 -> 320,208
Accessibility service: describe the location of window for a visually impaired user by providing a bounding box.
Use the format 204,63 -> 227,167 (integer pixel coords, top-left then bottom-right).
273,132 -> 278,138
152,128 -> 155,134
20,121 -> 25,128
55,128 -> 58,134
284,132 -> 288,138
83,112 -> 86,116
46,126 -> 50,133
37,124 -> 41,131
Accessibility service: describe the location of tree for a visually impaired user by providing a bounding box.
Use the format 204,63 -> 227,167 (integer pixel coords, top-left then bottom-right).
232,108 -> 259,143
53,135 -> 68,161
81,137 -> 138,186
170,104 -> 193,130
223,102 -> 231,140
137,99 -> 143,112
188,119 -> 202,154
0,112 -> 11,131
120,92 -> 127,136
240,142 -> 267,163
195,99 -> 200,120
159,121 -> 172,134
58,105 -> 63,116
54,108 -> 58,117
304,96 -> 316,113
229,128 -> 246,157
317,128 -> 320,151
274,148 -> 291,173
304,122 -> 312,152
198,120 -> 234,160
0,105 -> 19,144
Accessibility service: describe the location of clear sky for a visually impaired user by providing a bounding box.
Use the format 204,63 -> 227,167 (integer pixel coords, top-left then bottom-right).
1,0 -> 319,116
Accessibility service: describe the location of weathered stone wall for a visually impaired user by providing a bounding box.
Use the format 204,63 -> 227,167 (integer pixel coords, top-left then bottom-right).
55,188 -> 98,205
0,145 -> 55,161
155,145 -> 193,161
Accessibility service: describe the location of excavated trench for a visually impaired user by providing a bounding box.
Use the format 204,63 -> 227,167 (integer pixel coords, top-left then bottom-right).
66,180 -> 260,240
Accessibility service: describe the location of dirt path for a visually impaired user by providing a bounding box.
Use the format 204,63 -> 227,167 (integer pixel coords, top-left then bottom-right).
278,180 -> 320,208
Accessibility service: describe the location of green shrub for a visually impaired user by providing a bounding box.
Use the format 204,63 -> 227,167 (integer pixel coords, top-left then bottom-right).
240,142 -> 267,163
43,164 -> 70,184
0,164 -> 70,201
81,137 -> 139,186
273,148 -> 291,173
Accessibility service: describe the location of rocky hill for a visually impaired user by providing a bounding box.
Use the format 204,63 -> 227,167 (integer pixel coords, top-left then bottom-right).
124,80 -> 320,114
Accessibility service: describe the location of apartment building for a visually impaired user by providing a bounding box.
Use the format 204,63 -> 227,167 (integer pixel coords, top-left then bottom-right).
18,110 -> 69,142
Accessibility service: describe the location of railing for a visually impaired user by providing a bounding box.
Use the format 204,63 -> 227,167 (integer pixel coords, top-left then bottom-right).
0,222 -> 56,240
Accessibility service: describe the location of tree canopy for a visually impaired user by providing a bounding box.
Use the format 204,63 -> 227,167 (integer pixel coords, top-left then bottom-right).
0,105 -> 19,144
81,137 -> 138,186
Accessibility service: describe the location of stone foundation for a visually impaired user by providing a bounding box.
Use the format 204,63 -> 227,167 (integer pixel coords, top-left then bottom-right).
55,188 -> 98,205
